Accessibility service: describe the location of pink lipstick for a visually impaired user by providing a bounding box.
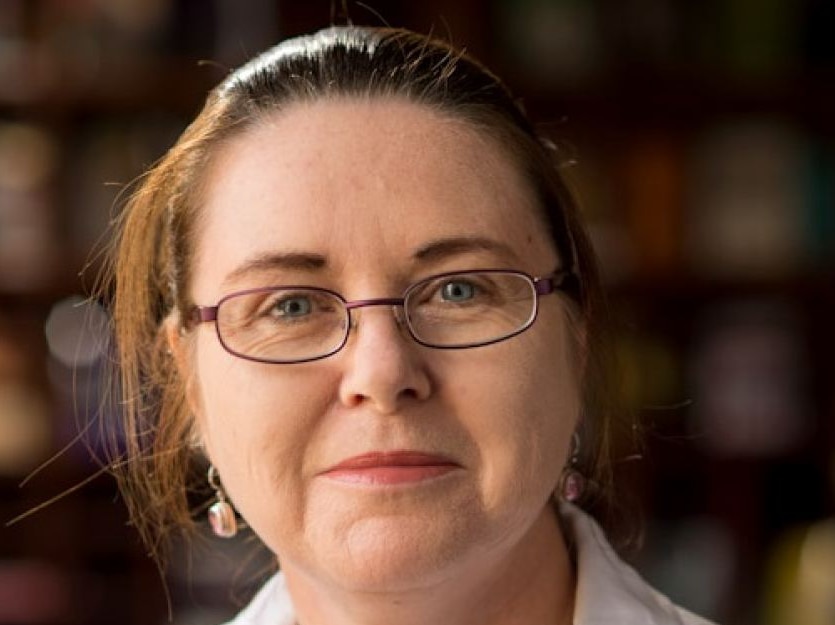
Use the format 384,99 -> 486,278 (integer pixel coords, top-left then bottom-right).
321,451 -> 460,486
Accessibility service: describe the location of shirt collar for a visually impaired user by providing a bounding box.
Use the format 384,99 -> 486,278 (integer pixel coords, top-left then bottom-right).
561,502 -> 706,625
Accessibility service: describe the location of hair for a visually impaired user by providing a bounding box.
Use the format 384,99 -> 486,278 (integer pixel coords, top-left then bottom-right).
101,25 -> 622,563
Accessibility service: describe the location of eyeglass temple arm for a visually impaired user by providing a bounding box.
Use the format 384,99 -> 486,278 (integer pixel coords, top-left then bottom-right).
536,269 -> 581,301
190,306 -> 218,324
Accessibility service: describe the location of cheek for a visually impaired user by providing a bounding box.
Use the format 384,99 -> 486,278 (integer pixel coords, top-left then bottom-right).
450,311 -> 581,511
190,333 -> 335,535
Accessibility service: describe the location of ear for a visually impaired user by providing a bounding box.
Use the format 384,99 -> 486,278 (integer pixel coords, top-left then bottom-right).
164,313 -> 203,423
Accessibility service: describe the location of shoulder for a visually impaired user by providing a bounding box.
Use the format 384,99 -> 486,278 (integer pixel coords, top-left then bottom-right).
561,502 -> 718,625
218,572 -> 295,625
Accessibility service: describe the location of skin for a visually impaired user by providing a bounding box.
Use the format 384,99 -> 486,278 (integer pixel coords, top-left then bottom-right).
170,97 -> 583,625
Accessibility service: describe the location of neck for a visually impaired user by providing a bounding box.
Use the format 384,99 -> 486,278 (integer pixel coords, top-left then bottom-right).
283,506 -> 575,625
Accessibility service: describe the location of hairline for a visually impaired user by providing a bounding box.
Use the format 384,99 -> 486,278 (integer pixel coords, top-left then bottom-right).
177,92 -> 562,316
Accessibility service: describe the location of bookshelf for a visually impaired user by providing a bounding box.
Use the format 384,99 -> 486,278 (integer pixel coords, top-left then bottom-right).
1,2 -> 832,624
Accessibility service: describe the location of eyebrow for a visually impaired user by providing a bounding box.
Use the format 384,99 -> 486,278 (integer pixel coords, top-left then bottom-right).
413,236 -> 520,265
221,236 -> 517,288
221,251 -> 327,287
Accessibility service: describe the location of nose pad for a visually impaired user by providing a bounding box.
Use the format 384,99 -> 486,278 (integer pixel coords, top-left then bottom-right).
391,305 -> 407,329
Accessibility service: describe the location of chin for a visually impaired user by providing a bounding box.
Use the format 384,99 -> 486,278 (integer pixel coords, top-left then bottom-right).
313,514 -> 484,592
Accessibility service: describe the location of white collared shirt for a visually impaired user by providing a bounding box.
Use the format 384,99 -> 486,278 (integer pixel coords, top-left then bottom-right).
223,504 -> 717,625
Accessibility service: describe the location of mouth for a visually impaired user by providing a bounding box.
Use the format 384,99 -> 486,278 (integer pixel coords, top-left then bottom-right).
320,450 -> 461,486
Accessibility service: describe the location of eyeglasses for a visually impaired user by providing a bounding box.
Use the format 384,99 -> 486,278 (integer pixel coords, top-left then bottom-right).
188,268 -> 578,364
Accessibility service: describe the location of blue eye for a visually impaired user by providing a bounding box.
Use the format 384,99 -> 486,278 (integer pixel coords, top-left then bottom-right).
274,296 -> 312,317
441,281 -> 476,302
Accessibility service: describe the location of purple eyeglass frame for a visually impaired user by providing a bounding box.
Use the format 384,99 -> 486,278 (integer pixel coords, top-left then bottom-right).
188,268 -> 578,364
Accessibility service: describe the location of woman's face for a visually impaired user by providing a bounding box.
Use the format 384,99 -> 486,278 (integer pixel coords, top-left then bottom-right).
183,98 -> 583,591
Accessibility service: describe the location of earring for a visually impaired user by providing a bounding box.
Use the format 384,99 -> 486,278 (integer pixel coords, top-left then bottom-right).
557,432 -> 585,503
207,465 -> 238,538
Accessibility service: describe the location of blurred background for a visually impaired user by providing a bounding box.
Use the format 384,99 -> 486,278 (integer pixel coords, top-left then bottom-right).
1,1 -> 833,624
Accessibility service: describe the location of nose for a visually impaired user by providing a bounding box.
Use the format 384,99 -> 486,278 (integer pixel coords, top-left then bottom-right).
337,303 -> 432,414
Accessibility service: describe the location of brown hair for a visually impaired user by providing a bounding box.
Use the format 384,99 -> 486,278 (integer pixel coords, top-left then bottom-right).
101,26 -> 619,562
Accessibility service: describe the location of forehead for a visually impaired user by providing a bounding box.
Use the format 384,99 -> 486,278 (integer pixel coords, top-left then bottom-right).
192,97 -> 557,297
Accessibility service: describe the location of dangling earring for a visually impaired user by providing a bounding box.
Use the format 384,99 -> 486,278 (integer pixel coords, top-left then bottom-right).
557,432 -> 585,503
207,465 -> 238,538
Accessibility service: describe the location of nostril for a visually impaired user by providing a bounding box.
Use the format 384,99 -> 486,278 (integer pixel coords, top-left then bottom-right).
337,306 -> 433,412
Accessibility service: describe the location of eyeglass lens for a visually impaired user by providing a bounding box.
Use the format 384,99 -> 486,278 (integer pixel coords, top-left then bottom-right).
215,271 -> 539,363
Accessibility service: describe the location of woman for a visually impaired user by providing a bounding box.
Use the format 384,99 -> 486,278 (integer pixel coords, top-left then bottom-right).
104,25 -> 716,625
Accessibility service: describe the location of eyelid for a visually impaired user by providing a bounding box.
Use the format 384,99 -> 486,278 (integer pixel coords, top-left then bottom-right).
216,269 -> 529,308
263,289 -> 336,306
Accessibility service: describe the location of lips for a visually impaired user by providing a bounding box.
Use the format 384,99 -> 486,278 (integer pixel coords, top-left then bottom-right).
321,451 -> 461,486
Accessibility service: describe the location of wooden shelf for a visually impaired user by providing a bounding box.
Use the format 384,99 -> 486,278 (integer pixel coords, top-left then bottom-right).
511,70 -> 835,132
608,269 -> 835,304
0,52 -> 222,117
